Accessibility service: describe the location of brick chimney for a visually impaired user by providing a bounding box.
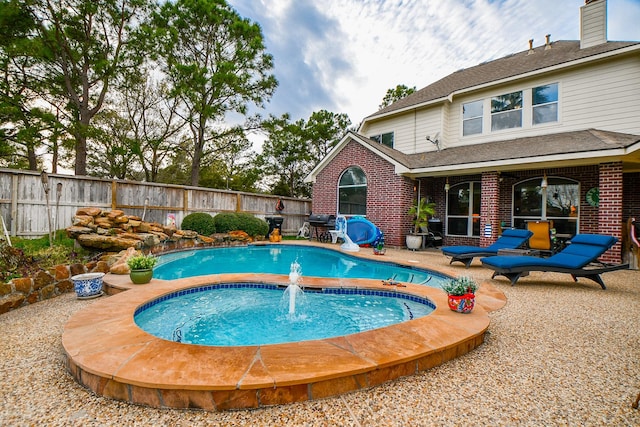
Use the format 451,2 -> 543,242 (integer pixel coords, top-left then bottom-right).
580,0 -> 607,49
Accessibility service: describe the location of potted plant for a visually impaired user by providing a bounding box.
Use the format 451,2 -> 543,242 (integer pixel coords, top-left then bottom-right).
373,236 -> 386,255
441,276 -> 479,313
127,253 -> 157,284
406,198 -> 436,250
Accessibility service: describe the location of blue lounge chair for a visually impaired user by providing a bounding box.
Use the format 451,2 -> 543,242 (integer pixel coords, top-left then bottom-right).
480,234 -> 628,289
441,229 -> 534,268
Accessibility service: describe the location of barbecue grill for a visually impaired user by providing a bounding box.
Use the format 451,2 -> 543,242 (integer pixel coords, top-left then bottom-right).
307,214 -> 336,241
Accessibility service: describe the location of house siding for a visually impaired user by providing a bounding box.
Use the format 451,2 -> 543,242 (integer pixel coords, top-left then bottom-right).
365,53 -> 640,156
362,108 -> 442,154
561,56 -> 640,134
311,140 -> 414,247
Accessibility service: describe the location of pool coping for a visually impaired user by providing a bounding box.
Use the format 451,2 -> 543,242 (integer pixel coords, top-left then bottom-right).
62,276 -> 494,411
62,246 -> 504,411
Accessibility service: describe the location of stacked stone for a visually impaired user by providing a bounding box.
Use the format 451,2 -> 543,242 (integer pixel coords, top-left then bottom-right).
66,207 -> 192,251
0,260 -> 108,315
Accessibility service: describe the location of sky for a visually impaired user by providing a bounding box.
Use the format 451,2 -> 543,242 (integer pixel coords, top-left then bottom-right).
228,0 -> 640,136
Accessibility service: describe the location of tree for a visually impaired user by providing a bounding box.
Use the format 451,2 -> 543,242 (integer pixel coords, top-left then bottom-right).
258,110 -> 351,198
198,128 -> 259,191
305,109 -> 351,162
87,109 -> 138,179
258,114 -> 312,197
379,84 -> 416,110
0,0 -> 48,170
31,0 -> 152,175
120,70 -> 185,182
151,0 -> 277,186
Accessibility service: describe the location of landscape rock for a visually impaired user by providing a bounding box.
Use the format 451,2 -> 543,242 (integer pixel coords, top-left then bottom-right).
76,207 -> 102,216
77,234 -> 142,251
0,293 -> 25,314
65,226 -> 94,238
33,270 -> 53,291
67,207 -> 219,252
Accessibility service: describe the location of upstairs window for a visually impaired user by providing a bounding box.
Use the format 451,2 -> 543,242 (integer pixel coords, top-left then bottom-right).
338,166 -> 367,215
491,91 -> 522,131
370,132 -> 394,148
532,83 -> 558,125
462,100 -> 483,136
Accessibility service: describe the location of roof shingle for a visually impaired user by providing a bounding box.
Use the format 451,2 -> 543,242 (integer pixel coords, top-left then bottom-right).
367,40 -> 640,119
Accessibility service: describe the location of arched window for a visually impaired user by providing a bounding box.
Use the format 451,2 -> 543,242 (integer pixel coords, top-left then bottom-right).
338,167 -> 367,215
446,182 -> 481,236
513,177 -> 579,235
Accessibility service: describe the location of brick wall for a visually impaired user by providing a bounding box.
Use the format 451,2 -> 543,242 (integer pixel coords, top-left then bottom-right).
598,162 -> 623,263
311,141 -> 414,247
311,139 -> 634,258
0,261 -> 108,315
480,172 -> 500,246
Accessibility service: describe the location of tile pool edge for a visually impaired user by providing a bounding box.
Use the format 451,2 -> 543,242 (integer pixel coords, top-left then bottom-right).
62,273 -> 492,411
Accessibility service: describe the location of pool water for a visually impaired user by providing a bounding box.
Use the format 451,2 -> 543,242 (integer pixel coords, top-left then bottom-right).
134,284 -> 435,346
154,245 -> 448,286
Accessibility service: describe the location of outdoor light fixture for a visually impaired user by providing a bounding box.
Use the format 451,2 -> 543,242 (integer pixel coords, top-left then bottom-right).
541,172 -> 548,189
444,177 -> 450,192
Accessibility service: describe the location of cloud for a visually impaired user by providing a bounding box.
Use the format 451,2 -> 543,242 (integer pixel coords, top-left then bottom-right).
229,0 -> 640,130
230,0 -> 353,121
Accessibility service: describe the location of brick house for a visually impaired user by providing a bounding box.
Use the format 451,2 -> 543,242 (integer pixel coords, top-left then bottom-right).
305,0 -> 639,263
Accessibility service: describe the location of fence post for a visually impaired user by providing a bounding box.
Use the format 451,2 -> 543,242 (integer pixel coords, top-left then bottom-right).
111,181 -> 117,210
10,173 -> 18,236
183,189 -> 188,216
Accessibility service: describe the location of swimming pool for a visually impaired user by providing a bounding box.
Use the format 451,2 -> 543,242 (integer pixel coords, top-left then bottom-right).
134,283 -> 436,346
154,245 -> 449,286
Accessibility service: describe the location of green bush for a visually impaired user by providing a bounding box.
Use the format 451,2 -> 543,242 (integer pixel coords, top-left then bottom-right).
181,212 -> 216,235
213,212 -> 240,233
237,212 -> 269,237
213,212 -> 269,237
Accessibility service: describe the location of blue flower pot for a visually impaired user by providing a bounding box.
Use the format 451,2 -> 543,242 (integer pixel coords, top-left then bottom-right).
71,272 -> 105,299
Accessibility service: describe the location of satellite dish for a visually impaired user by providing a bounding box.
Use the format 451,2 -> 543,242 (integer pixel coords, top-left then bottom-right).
426,132 -> 441,151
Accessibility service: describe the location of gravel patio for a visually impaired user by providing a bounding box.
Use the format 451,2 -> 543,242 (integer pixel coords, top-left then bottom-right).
1,246 -> 639,426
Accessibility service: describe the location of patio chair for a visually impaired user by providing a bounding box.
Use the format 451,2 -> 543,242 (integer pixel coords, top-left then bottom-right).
526,220 -> 555,255
441,228 -> 534,268
480,234 -> 628,289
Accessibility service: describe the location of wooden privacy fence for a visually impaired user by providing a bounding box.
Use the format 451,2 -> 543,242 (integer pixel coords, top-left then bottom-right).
0,168 -> 311,238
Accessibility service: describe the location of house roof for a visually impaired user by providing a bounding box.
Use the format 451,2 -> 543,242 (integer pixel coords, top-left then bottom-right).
354,129 -> 640,175
365,40 -> 640,120
305,128 -> 640,183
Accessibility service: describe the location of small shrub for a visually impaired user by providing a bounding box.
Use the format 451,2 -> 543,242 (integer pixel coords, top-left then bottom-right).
181,212 -> 216,235
1,232 -> 85,281
441,276 -> 479,295
127,254 -> 157,270
213,212 -> 241,233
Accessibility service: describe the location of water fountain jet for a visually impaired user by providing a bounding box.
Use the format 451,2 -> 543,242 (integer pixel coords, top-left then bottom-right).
285,260 -> 304,315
